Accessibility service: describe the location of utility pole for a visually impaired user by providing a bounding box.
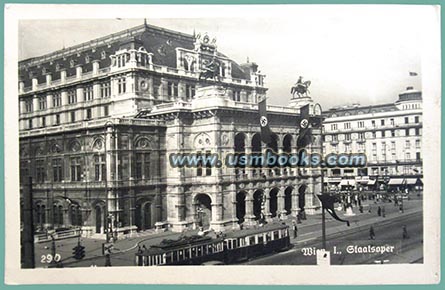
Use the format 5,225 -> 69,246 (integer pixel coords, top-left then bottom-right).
22,176 -> 35,268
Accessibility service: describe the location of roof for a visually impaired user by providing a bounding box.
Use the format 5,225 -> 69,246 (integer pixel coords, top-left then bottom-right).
19,22 -> 252,88
224,222 -> 289,239
323,102 -> 399,118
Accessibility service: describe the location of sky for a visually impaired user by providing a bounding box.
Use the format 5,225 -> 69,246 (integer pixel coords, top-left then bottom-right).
18,6 -> 428,109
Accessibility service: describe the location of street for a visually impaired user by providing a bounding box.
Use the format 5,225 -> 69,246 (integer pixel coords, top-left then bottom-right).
33,199 -> 423,268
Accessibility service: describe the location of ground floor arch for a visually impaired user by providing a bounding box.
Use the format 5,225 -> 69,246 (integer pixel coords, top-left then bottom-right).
194,193 -> 212,228
284,186 -> 293,215
236,191 -> 246,224
253,190 -> 264,220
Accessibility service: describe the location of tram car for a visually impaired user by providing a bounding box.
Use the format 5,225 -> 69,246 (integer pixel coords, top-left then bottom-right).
135,223 -> 291,266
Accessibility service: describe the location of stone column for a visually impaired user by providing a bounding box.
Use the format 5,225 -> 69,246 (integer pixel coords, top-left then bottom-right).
61,91 -> 68,106
32,78 -> 38,91
19,99 -> 26,114
32,95 -> 39,112
263,189 -> 272,220
92,60 -> 100,75
46,74 -> 52,86
77,86 -> 84,102
46,93 -> 53,109
244,190 -> 256,225
19,81 -> 25,94
93,82 -> 101,100
245,145 -> 252,178
291,189 -> 300,217
277,187 -> 287,217
76,65 -> 83,79
60,70 -> 67,84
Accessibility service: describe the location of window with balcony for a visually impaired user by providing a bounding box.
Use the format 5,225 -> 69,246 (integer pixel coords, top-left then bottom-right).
344,133 -> 351,141
332,134 -> 338,142
68,90 -> 77,104
84,85 -> 94,101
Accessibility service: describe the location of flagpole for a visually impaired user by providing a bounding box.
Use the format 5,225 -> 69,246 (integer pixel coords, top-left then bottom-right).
321,129 -> 327,250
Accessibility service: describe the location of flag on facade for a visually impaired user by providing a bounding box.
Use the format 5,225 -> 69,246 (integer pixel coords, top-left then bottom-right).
409,72 -> 418,76
258,96 -> 272,144
297,104 -> 312,148
317,194 -> 350,226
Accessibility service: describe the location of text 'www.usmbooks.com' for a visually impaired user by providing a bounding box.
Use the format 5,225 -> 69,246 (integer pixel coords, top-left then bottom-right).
169,152 -> 367,168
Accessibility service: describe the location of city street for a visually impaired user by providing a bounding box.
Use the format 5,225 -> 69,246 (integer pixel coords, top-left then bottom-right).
34,199 -> 423,268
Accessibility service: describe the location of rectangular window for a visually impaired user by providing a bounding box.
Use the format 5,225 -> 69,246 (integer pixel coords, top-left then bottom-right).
381,119 -> 385,126
405,117 -> 409,124
100,82 -> 111,98
70,157 -> 82,181
117,78 -> 126,94
86,108 -> 92,120
357,121 -> 364,128
70,111 -> 76,123
372,143 -> 377,151
25,100 -> 33,112
390,118 -> 394,126
232,90 -> 241,102
405,140 -> 410,148
406,152 -> 411,160
391,141 -> 396,151
52,93 -> 61,107
52,158 -> 63,182
185,84 -> 196,100
41,116 -> 46,127
205,151 -> 212,176
391,130 -> 395,137
135,153 -> 150,180
35,159 -> 46,183
167,82 -> 179,97
28,119 -> 33,129
68,90 -> 77,104
344,122 -> 351,129
331,124 -> 337,131
371,120 -> 376,127
38,97 -> 46,110
415,139 -> 421,148
344,133 -> 351,141
104,105 -> 109,117
416,152 -> 421,160
415,128 -> 420,136
415,116 -> 419,123
55,114 -> 60,125
405,128 -> 410,136
332,134 -> 338,142
94,155 -> 106,181
83,85 -> 94,101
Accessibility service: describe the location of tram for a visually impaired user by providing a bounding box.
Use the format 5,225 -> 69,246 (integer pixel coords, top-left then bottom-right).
135,223 -> 291,266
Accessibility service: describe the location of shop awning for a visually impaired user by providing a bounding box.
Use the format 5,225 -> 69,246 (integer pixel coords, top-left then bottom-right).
327,177 -> 342,183
405,178 -> 418,185
340,179 -> 356,186
367,179 -> 376,185
388,178 -> 404,185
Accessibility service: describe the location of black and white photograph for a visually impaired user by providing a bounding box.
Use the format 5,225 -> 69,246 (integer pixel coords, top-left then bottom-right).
4,4 -> 440,285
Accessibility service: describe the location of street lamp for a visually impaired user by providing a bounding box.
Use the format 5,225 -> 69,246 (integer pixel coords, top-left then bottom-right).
196,207 -> 204,227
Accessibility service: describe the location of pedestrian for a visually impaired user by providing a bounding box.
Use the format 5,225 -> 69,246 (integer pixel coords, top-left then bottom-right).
368,205 -> 372,213
137,246 -> 142,254
399,204 -> 404,213
382,206 -> 386,218
402,225 -> 409,239
293,221 -> 298,239
369,226 -> 375,240
359,205 -> 363,213
377,206 -> 382,217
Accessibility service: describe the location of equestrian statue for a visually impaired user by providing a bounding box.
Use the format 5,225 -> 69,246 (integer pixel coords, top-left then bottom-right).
291,76 -> 311,98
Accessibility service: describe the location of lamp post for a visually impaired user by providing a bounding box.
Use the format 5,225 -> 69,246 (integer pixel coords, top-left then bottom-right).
196,207 -> 204,228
